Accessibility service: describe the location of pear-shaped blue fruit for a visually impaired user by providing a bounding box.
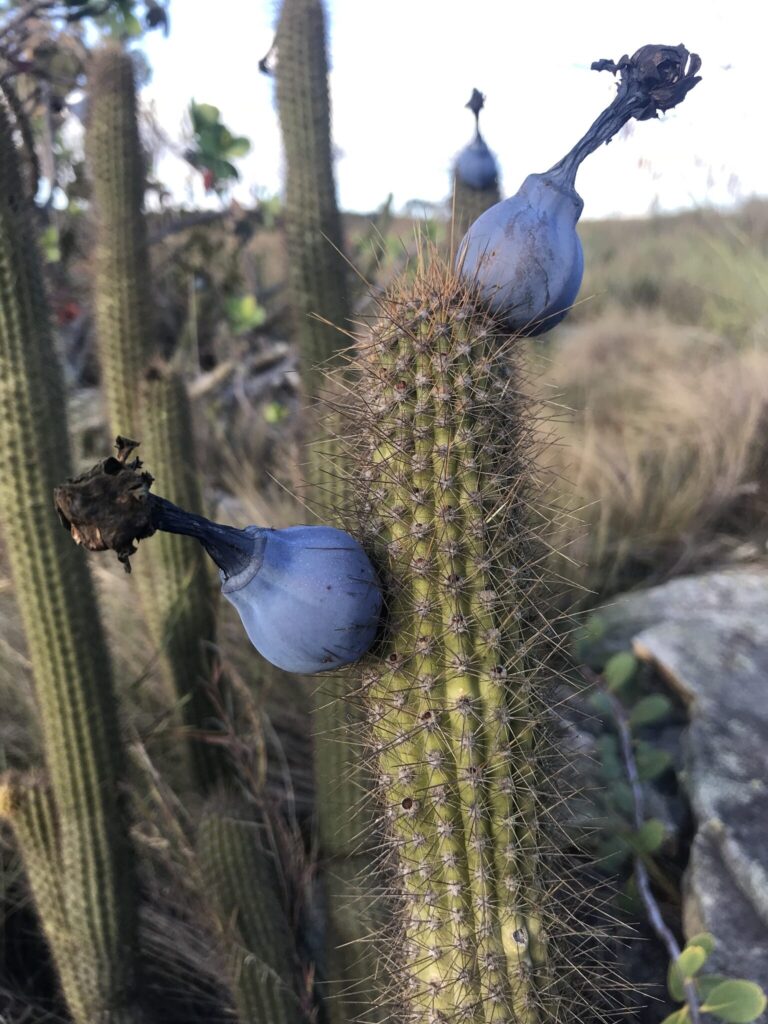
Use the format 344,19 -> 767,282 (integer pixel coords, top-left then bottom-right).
458,44 -> 701,335
454,88 -> 499,191
221,525 -> 382,674
455,137 -> 498,191
152,499 -> 383,674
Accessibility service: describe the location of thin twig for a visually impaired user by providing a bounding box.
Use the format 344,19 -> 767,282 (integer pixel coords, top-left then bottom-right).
583,666 -> 703,1024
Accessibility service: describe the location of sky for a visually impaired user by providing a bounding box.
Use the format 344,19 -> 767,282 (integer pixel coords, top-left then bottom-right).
140,0 -> 767,220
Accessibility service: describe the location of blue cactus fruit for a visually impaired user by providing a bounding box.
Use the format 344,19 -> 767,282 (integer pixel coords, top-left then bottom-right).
458,44 -> 701,335
220,525 -> 382,674
152,498 -> 382,674
454,89 -> 499,191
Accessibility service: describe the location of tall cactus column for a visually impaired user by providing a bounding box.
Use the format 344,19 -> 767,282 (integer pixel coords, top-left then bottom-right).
275,0 -> 350,386
86,44 -> 221,787
274,2 -> 380,1018
0,95 -> 142,1023
344,259 -> 562,1024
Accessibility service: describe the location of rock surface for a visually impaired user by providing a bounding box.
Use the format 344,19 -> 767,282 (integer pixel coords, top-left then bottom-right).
597,568 -> 768,1014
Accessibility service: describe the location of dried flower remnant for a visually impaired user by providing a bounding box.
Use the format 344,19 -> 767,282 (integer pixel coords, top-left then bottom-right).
458,42 -> 702,335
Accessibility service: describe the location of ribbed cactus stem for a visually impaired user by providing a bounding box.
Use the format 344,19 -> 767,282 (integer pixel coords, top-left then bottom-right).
0,99 -> 141,1023
87,43 -> 152,436
275,0 -> 350,387
87,46 -> 221,788
274,4 -> 375,1009
451,175 -> 501,249
345,260 -> 557,1023
197,812 -> 304,1024
138,363 -> 223,785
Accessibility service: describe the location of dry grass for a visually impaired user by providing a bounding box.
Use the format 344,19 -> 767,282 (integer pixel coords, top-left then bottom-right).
537,313 -> 768,605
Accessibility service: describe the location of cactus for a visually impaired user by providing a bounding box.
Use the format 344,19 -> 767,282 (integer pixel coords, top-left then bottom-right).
86,43 -> 152,435
451,90 -> 501,247
197,811 -> 304,1024
274,3 -> 381,1013
275,0 -> 350,387
333,255 -> 602,1023
0,95 -> 141,1022
86,44 -> 222,787
139,363 -> 223,784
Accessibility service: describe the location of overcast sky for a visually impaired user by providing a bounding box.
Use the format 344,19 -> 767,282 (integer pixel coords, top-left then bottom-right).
140,0 -> 766,219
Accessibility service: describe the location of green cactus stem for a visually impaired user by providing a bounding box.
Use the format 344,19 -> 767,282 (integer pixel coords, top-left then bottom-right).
340,257 -> 576,1023
275,0 -> 351,388
274,3 -> 378,1012
197,811 -> 304,1024
0,96 -> 142,1023
86,43 -> 152,437
139,362 -> 224,785
87,46 -> 222,787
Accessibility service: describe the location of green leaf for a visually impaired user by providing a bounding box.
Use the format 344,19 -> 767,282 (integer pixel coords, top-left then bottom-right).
629,694 -> 673,728
191,101 -> 221,128
668,945 -> 707,1001
225,295 -> 266,334
225,135 -> 251,158
660,1010 -> 689,1024
696,974 -> 730,1000
589,691 -> 613,718
701,979 -> 767,1022
263,401 -> 287,425
604,651 -> 638,692
40,225 -> 61,263
630,817 -> 665,855
678,945 -> 708,978
596,734 -> 622,782
685,932 -> 716,958
636,742 -> 673,780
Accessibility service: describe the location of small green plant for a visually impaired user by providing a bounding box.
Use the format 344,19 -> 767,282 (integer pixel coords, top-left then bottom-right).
663,933 -> 766,1023
185,101 -> 251,192
587,653 -> 767,1024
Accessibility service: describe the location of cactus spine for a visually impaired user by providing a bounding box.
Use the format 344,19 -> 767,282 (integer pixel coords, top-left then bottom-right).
275,0 -> 350,385
87,45 -> 221,786
0,97 -> 141,1022
197,812 -> 304,1024
344,258 -> 565,1023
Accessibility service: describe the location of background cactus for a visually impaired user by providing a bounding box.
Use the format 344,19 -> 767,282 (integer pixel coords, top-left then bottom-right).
197,810 -> 305,1024
451,90 -> 501,249
87,43 -> 222,787
273,1 -> 382,1016
336,256 -> 600,1023
274,0 -> 350,386
0,94 -> 142,1023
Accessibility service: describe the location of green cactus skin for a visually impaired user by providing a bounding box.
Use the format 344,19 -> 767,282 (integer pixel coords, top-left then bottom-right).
451,176 -> 501,254
0,99 -> 142,1023
275,0 -> 351,388
197,812 -> 304,1024
86,43 -> 153,437
139,363 -> 224,786
340,258 -> 574,1024
87,46 -> 221,788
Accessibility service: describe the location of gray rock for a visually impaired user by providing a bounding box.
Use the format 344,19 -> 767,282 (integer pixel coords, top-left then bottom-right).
600,569 -> 768,1011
